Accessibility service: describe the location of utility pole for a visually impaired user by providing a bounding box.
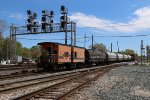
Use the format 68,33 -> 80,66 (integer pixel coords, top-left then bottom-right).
6,37 -> 8,61
117,41 -> 119,53
111,43 -> 112,52
92,35 -> 93,50
146,45 -> 149,62
140,40 -> 145,65
84,33 -> 86,48
65,14 -> 67,45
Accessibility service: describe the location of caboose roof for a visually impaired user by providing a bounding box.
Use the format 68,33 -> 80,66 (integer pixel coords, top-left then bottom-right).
38,42 -> 85,49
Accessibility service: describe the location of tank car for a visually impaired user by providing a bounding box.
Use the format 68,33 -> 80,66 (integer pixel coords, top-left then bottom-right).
116,53 -> 124,62
87,49 -> 106,65
106,52 -> 118,63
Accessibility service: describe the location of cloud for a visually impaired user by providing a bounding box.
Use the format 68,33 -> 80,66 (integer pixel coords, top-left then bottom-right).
9,13 -> 25,20
69,6 -> 150,33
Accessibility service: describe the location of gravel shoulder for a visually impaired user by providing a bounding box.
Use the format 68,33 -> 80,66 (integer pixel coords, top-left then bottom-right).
69,65 -> 150,100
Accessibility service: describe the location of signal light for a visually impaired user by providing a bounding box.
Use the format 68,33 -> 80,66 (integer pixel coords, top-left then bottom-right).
60,16 -> 65,20
61,5 -> 65,11
50,11 -> 54,16
26,10 -> 38,33
33,13 -> 37,18
61,22 -> 65,29
27,18 -> 31,23
60,5 -> 67,14
27,10 -> 31,15
27,24 -> 32,31
33,21 -> 37,26
42,23 -> 46,30
50,20 -> 53,23
33,27 -> 37,33
42,10 -> 48,16
42,16 -> 46,22
42,10 -> 46,13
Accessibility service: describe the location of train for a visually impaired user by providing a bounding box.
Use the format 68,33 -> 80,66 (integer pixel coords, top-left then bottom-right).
37,42 -> 135,71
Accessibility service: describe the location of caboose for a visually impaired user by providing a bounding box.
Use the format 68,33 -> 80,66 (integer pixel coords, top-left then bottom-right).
37,42 -> 85,71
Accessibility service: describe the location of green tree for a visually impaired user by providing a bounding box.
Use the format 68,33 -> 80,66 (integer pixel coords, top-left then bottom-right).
120,49 -> 138,59
0,36 -> 5,60
89,43 -> 107,52
16,42 -> 23,56
0,20 -> 8,37
30,46 -> 40,59
121,49 -> 135,55
21,47 -> 31,58
0,20 -> 8,61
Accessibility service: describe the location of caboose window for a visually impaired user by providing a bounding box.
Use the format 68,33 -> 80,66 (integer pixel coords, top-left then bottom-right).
54,50 -> 57,54
47,47 -> 51,53
74,52 -> 77,58
64,52 -> 69,57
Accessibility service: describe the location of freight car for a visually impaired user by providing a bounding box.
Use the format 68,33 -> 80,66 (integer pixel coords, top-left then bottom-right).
37,42 -> 134,72
38,42 -> 85,71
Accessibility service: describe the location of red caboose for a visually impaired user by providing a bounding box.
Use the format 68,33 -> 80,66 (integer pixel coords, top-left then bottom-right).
38,42 -> 85,71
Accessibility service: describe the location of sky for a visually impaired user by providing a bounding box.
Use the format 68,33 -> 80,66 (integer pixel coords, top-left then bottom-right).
1,0 -> 150,54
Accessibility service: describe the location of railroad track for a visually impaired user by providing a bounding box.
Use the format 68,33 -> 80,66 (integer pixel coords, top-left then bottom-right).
14,63 -> 123,100
0,62 -> 128,99
0,72 -> 41,80
0,71 -> 84,93
0,66 -> 37,71
0,65 -> 38,76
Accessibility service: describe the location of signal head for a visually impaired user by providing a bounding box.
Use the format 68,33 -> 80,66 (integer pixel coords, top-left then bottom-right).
61,5 -> 65,11
50,11 -> 54,17
50,20 -> 53,23
42,10 -> 46,13
41,16 -> 46,22
27,10 -> 31,15
33,13 -> 37,18
60,16 -> 65,20
27,18 -> 31,23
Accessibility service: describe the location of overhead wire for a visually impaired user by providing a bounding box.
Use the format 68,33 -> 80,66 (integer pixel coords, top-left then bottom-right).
94,34 -> 150,38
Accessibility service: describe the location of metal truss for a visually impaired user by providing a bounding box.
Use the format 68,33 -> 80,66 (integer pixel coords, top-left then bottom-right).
15,22 -> 76,35
10,25 -> 16,63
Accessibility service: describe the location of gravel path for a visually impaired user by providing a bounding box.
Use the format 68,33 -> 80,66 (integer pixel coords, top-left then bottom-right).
69,65 -> 150,100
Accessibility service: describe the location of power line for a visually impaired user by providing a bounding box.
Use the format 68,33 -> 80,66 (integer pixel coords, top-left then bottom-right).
17,32 -> 150,41
94,34 -> 150,37
83,22 -> 150,28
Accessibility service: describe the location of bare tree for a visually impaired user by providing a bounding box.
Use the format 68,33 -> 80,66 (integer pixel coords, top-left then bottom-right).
0,20 -> 8,37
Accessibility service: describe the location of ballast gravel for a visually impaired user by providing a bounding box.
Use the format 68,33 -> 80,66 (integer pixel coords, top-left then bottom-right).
69,65 -> 150,100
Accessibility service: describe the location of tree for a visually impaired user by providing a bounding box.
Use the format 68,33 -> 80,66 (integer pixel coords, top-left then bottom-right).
0,20 -> 8,61
89,43 -> 107,52
120,49 -> 138,59
16,42 -> 23,56
121,49 -> 135,55
0,20 -> 8,37
30,46 -> 40,59
21,47 -> 31,58
0,37 -> 5,60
